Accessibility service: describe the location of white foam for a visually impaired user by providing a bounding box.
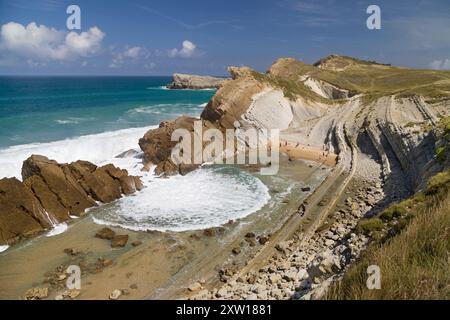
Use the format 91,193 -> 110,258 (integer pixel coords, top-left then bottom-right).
0,126 -> 155,180
93,165 -> 270,232
127,103 -> 207,116
46,223 -> 68,237
0,245 -> 9,253
0,124 -> 270,233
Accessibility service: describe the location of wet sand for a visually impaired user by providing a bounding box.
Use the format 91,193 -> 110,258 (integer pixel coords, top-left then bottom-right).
279,139 -> 337,166
0,156 -> 331,300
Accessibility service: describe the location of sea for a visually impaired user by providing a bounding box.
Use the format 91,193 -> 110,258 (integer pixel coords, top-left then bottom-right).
0,76 -> 270,241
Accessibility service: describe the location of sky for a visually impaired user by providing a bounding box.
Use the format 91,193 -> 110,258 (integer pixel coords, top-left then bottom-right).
0,0 -> 449,75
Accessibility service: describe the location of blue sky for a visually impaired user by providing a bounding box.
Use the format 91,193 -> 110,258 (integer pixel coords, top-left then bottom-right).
0,0 -> 449,75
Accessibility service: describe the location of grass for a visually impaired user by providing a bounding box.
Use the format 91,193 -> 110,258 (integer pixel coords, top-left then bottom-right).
261,56 -> 450,105
326,170 -> 450,299
435,116 -> 450,163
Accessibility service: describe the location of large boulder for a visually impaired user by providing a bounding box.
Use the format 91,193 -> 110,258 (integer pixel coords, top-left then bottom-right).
0,155 -> 143,245
22,155 -> 97,216
139,116 -> 216,176
166,73 -> 228,90
64,161 -> 122,203
0,178 -> 47,244
24,175 -> 70,223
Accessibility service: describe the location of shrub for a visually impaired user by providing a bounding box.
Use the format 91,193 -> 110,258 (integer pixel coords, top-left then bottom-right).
357,218 -> 384,234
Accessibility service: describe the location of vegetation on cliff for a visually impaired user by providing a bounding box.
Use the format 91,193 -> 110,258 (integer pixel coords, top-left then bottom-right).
327,170 -> 450,299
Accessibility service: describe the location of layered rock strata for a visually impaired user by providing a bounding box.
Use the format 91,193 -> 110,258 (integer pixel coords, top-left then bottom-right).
0,155 -> 143,245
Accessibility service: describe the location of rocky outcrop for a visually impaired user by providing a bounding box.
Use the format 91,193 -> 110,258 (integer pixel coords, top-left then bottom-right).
0,155 -> 143,245
138,116 -> 217,176
166,73 -> 228,90
0,178 -> 49,244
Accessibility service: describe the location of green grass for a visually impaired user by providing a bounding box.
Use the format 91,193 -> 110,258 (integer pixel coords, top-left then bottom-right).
262,56 -> 450,105
326,170 -> 450,300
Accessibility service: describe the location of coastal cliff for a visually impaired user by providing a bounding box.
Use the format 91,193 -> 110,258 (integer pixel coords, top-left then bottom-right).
141,56 -> 450,184
138,55 -> 450,300
166,73 -> 228,90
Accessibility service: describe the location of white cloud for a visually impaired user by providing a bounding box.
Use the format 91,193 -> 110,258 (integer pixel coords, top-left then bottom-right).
429,59 -> 450,70
168,40 -> 196,58
123,46 -> 142,59
109,46 -> 148,68
0,22 -> 105,61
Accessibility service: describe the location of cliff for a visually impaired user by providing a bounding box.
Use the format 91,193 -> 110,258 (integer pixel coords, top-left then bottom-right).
166,73 -> 229,90
141,56 -> 450,186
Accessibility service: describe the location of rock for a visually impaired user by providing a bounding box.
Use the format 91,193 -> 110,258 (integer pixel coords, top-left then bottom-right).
95,227 -> 116,240
63,248 -> 80,256
63,289 -> 80,299
131,240 -> 142,247
0,155 -> 141,246
166,73 -> 228,90
275,242 -> 289,254
115,149 -> 140,159
245,232 -> 256,238
109,289 -> 122,300
139,116 -> 217,176
268,273 -> 282,284
307,250 -> 341,280
203,228 -> 216,237
270,288 -> 283,300
57,274 -> 67,281
0,178 -> 46,244
324,239 -> 335,247
24,287 -> 49,300
188,282 -> 203,292
98,257 -> 113,267
246,293 -> 258,300
247,274 -> 257,284
22,155 -> 97,216
24,175 -> 71,223
232,247 -> 241,255
258,236 -> 269,245
366,195 -> 377,206
111,235 -> 129,248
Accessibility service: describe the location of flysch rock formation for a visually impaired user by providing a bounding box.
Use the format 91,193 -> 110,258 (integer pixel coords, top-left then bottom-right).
166,73 -> 229,90
0,155 -> 143,245
139,55 -> 450,300
141,56 -> 449,184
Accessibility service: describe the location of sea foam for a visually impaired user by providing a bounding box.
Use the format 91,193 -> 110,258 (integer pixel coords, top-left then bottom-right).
0,126 -> 270,232
0,126 -> 154,180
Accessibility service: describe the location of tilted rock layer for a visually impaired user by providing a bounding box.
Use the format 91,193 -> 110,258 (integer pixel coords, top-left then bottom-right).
166,73 -> 229,90
140,56 -> 450,182
0,155 -> 143,245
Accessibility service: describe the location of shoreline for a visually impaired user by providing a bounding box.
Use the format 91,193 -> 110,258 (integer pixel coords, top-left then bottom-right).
0,156 -> 330,300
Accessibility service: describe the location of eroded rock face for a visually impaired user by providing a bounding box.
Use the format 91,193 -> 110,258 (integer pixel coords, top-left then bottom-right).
138,116 -> 216,176
201,68 -> 266,128
0,155 -> 143,245
22,155 -> 97,216
166,73 -> 228,90
0,178 -> 53,244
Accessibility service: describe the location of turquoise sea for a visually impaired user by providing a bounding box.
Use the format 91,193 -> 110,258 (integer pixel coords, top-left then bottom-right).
0,76 -> 214,148
0,76 -> 271,233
